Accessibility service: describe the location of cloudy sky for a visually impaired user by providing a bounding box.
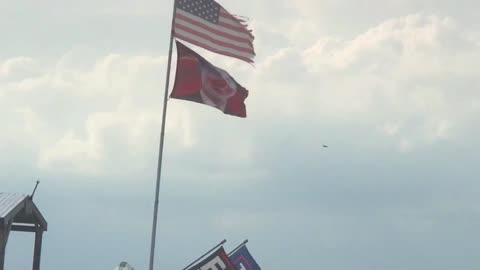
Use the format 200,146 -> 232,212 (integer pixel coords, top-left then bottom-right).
1,0 -> 480,269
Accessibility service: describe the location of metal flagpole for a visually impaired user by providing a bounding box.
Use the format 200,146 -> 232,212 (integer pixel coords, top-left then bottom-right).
181,239 -> 227,270
227,239 -> 248,256
148,1 -> 177,270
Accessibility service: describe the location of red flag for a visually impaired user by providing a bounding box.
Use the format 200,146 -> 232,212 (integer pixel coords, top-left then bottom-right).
171,41 -> 249,118
187,247 -> 235,270
173,0 -> 255,63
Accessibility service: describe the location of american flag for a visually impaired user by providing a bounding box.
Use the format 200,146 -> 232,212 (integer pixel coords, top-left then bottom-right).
173,0 -> 255,63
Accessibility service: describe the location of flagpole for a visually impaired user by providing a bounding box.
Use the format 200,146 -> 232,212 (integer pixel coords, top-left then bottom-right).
148,1 -> 177,270
181,239 -> 227,270
227,239 -> 248,256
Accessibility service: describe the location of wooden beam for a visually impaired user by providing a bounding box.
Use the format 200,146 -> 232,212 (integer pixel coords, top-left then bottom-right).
11,225 -> 36,233
32,228 -> 43,270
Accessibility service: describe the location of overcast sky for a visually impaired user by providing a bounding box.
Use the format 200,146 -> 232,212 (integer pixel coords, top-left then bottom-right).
1,0 -> 480,269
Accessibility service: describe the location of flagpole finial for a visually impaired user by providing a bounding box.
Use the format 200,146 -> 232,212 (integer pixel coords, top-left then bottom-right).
227,239 -> 249,256
30,179 -> 40,200
182,240 -> 228,270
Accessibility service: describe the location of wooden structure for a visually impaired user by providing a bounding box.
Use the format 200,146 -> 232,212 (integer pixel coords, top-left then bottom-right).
0,193 -> 47,270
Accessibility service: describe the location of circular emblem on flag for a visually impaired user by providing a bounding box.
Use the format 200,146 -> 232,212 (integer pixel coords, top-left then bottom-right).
200,66 -> 237,111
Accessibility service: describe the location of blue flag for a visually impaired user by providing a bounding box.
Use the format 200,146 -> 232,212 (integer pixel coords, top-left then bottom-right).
229,246 -> 261,270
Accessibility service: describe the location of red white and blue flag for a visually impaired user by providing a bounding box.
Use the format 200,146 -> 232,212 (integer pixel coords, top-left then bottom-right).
173,0 -> 255,63
229,246 -> 261,270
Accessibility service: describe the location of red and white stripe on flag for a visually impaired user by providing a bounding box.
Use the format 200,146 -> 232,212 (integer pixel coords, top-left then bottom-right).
173,0 -> 255,63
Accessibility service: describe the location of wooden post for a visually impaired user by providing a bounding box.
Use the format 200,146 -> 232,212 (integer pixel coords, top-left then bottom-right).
32,225 -> 43,270
0,224 -> 10,270
0,229 -> 5,270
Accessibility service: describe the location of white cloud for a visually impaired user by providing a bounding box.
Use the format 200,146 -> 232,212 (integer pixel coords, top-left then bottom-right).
0,52 -> 198,174
0,57 -> 38,78
247,14 -> 480,150
0,14 -> 478,175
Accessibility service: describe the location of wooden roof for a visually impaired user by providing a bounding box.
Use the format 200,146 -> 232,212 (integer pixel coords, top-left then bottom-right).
0,193 -> 47,231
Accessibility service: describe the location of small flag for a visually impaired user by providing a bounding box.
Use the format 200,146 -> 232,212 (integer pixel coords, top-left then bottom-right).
187,247 -> 235,270
171,41 -> 249,118
173,0 -> 255,63
229,246 -> 261,270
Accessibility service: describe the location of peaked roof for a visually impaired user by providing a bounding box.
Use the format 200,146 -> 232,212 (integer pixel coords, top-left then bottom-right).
0,192 -> 47,231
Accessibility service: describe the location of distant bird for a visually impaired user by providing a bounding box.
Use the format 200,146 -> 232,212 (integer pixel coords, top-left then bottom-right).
323,145 -> 328,148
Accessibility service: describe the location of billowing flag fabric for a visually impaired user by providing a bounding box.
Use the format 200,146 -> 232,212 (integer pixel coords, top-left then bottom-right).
173,0 -> 255,63
229,246 -> 261,270
187,247 -> 235,270
171,41 -> 249,118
